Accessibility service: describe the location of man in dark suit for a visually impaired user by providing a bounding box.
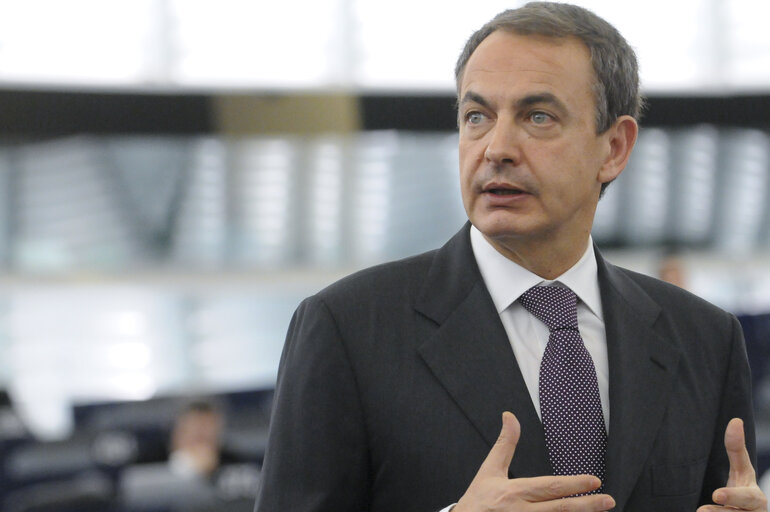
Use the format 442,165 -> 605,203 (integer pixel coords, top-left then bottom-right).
254,3 -> 767,511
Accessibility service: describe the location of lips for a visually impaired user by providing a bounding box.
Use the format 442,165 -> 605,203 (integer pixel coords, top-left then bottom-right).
482,183 -> 529,195
487,188 -> 524,195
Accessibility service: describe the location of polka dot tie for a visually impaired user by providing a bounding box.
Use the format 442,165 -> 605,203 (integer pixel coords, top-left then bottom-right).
519,285 -> 607,491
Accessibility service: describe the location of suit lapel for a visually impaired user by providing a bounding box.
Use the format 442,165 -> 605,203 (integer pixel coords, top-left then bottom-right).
597,253 -> 682,510
415,225 -> 551,478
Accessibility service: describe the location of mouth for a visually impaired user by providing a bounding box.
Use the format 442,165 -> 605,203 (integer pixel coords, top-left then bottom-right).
486,188 -> 525,196
482,183 -> 529,196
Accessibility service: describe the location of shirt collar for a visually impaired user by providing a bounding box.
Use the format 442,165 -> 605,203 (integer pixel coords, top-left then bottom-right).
470,225 -> 603,320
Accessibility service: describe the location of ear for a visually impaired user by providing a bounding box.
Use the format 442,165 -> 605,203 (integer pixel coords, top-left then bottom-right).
598,115 -> 638,184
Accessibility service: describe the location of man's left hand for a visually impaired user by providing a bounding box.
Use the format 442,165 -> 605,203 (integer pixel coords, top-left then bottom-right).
697,418 -> 768,511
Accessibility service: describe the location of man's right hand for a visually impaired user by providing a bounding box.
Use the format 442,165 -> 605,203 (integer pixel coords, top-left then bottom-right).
453,412 -> 616,512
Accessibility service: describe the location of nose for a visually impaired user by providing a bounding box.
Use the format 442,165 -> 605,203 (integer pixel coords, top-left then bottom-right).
484,120 -> 521,166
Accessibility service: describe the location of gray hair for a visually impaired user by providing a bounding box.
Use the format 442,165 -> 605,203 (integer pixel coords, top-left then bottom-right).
455,2 -> 643,134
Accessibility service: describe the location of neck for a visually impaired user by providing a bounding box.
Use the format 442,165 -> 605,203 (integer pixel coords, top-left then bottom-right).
484,231 -> 591,280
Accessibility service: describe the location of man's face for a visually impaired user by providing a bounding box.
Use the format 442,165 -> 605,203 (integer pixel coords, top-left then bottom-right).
174,411 -> 221,450
458,31 -> 623,260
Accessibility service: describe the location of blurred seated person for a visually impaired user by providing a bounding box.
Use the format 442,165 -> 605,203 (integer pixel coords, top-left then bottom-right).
120,399 -> 259,510
119,401 -> 223,511
658,250 -> 688,289
169,400 -> 224,479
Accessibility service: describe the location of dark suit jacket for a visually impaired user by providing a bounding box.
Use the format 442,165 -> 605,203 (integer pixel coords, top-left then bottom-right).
254,224 -> 755,512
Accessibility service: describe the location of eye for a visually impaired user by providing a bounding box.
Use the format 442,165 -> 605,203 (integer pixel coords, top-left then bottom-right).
465,111 -> 486,125
529,111 -> 552,125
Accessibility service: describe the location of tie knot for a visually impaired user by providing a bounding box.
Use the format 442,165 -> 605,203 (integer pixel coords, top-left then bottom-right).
519,285 -> 578,331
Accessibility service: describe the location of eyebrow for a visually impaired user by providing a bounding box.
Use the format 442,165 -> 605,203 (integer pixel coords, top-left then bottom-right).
459,90 -> 567,114
515,92 -> 567,113
458,90 -> 490,110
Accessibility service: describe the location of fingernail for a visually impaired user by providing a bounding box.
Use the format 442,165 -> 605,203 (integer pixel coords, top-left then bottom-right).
603,496 -> 615,509
714,491 -> 725,504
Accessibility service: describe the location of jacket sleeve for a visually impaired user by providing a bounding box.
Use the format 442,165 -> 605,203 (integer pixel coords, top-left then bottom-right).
699,313 -> 757,506
254,295 -> 370,511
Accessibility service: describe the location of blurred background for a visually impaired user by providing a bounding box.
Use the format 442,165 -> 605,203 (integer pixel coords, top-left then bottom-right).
0,0 -> 769,510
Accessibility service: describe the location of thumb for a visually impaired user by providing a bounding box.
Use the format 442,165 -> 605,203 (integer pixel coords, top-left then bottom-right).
725,417 -> 756,487
478,411 -> 520,477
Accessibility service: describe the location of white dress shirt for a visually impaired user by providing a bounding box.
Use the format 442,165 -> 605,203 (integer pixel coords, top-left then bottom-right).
469,225 -> 610,429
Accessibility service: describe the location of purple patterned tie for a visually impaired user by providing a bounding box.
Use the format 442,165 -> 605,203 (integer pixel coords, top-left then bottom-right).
519,285 -> 607,490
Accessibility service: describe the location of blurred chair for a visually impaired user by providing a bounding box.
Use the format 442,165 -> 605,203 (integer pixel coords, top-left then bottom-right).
118,462 -> 218,511
2,470 -> 114,512
4,435 -> 96,487
118,461 -> 260,512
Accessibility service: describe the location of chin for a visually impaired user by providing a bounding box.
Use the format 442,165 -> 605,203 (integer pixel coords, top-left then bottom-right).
472,213 -> 538,241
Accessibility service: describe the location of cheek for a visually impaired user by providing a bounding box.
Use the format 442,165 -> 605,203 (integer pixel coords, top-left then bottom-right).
536,144 -> 599,185
458,145 -> 478,183
459,171 -> 474,210
457,152 -> 479,212
457,141 -> 474,166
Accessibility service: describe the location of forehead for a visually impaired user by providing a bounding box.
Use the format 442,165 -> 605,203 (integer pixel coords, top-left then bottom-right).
180,410 -> 219,424
460,31 -> 595,102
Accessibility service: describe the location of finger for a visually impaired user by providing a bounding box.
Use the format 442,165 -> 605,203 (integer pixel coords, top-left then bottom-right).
477,411 -> 520,477
529,491 -> 615,511
724,417 -> 756,486
518,474 -> 603,502
712,486 -> 766,510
